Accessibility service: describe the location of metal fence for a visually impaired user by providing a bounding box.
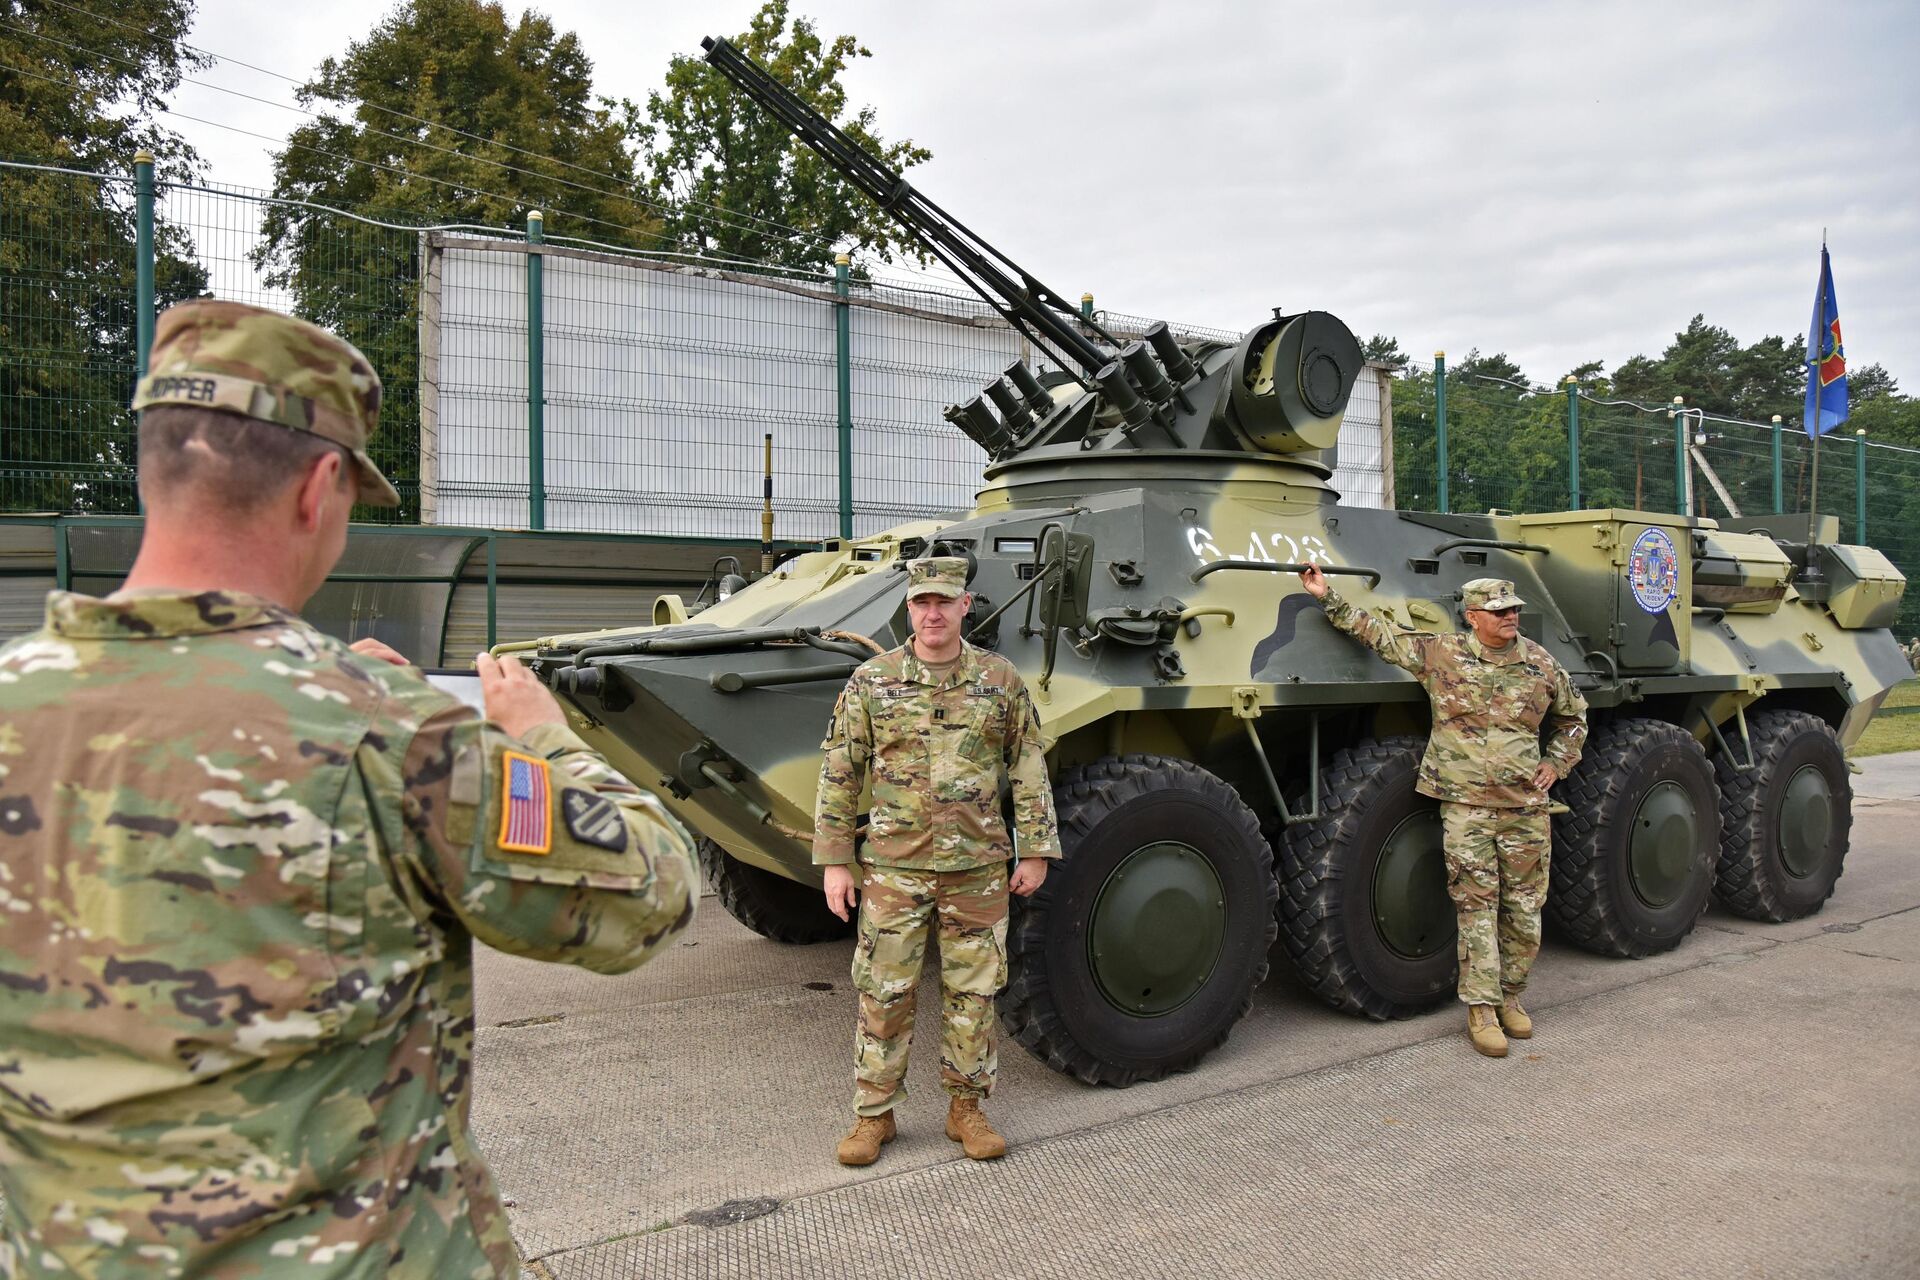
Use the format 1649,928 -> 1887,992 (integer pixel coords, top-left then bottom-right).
1391,357 -> 1920,639
1,160 -> 1304,543
7,157 -> 1908,637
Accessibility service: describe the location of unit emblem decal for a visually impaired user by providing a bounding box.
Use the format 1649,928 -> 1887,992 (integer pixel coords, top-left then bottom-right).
1628,527 -> 1679,614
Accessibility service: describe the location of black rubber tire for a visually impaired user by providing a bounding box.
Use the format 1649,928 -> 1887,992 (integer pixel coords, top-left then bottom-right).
999,754 -> 1278,1087
1712,709 -> 1852,921
1277,737 -> 1456,1020
1548,717 -> 1721,957
697,839 -> 853,944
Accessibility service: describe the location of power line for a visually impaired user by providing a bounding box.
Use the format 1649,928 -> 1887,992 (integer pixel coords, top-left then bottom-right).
32,0 -> 851,254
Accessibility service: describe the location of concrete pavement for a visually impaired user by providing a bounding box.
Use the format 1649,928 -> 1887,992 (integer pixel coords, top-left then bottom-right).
471,771 -> 1920,1279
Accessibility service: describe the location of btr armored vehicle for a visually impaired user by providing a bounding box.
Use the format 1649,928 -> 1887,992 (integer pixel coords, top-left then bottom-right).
515,39 -> 1910,1085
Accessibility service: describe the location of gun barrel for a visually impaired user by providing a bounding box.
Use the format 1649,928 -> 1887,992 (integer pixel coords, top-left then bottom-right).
701,35 -> 1113,379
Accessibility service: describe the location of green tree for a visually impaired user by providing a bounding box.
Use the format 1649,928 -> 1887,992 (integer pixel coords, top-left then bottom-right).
0,0 -> 210,512
631,0 -> 929,271
1360,334 -> 1406,367
258,0 -> 656,520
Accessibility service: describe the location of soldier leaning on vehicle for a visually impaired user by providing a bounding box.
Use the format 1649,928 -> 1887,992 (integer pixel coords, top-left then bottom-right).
814,556 -> 1061,1166
0,300 -> 699,1279
1299,566 -> 1588,1058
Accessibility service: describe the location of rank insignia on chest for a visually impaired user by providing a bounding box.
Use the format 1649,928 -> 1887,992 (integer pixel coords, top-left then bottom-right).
498,751 -> 553,854
933,709 -> 946,720
563,788 -> 629,852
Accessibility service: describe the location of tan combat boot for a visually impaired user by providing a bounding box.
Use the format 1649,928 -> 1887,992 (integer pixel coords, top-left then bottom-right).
835,1111 -> 896,1166
1499,996 -> 1533,1039
945,1096 -> 1008,1160
1467,1004 -> 1508,1058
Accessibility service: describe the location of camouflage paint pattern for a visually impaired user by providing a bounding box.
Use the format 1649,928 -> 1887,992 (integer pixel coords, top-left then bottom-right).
130,298 -> 400,507
903,556 -> 968,598
0,590 -> 698,1278
1320,583 -> 1589,807
814,641 -> 1059,870
849,862 -> 1008,1116
1440,803 -> 1551,1006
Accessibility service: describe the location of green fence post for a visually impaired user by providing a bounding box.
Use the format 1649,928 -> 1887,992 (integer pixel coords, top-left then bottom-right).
485,533 -> 498,651
1080,292 -> 1094,321
1564,376 -> 1580,509
1855,429 -> 1867,542
526,211 -> 545,531
134,152 -> 155,378
1433,350 -> 1449,513
1671,396 -> 1688,517
1771,414 -> 1784,515
834,253 -> 853,541
53,518 -> 70,592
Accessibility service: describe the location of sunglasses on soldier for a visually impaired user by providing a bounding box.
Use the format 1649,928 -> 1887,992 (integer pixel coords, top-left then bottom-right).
1476,605 -> 1522,618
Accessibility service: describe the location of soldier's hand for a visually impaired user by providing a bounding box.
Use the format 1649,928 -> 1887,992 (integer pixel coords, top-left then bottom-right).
350,636 -> 412,667
477,652 -> 567,739
1009,857 -> 1048,897
1298,563 -> 1329,599
822,863 -> 859,920
1532,762 -> 1558,791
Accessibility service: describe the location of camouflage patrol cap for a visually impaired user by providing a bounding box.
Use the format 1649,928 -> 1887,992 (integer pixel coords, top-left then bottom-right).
905,556 -> 970,599
1462,578 -> 1525,612
131,299 -> 400,507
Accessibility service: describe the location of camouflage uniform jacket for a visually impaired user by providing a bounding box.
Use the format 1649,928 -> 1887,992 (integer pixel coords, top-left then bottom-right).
815,641 -> 1060,871
1321,586 -> 1588,808
0,591 -> 699,1279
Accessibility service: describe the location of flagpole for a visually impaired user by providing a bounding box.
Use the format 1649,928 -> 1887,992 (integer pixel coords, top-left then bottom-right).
1807,428 -> 1820,546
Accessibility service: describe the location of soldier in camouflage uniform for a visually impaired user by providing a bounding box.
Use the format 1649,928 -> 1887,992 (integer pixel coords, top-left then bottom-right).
815,557 -> 1060,1165
0,301 -> 699,1279
1301,568 -> 1587,1058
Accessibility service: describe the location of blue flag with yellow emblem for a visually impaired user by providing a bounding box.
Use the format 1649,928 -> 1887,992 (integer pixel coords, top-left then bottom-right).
1803,244 -> 1848,437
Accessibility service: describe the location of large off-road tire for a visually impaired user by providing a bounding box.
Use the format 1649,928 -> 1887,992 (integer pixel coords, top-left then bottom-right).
1549,718 -> 1720,957
1277,737 -> 1456,1020
1000,754 -> 1278,1087
698,839 -> 853,944
1712,709 -> 1852,921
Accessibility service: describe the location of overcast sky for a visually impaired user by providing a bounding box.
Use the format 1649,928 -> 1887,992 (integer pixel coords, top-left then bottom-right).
171,0 -> 1920,392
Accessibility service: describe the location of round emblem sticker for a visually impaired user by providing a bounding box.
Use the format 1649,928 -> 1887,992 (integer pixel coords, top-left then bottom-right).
1628,527 -> 1679,614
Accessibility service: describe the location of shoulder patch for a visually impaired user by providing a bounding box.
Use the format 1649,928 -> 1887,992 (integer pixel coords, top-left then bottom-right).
562,788 -> 629,853
498,751 -> 553,854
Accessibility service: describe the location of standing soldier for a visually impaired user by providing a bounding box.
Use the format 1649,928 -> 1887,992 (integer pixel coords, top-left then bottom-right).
1299,568 -> 1588,1057
815,557 -> 1060,1165
0,301 -> 699,1278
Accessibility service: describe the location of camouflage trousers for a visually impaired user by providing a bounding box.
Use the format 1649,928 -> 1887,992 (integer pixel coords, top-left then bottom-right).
1440,803 -> 1551,1007
850,861 -> 1009,1117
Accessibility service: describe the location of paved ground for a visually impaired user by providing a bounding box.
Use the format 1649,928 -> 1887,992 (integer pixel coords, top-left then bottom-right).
472,760 -> 1920,1280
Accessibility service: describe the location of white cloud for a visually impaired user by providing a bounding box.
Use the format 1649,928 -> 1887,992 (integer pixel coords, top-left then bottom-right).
173,0 -> 1920,390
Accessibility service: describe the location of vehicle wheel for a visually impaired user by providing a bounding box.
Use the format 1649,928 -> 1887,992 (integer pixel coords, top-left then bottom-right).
1277,737 -> 1455,1020
697,839 -> 853,944
1712,709 -> 1851,921
999,754 -> 1278,1087
1549,718 -> 1720,957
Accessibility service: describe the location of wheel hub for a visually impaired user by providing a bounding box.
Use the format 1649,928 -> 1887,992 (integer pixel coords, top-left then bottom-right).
1629,779 -> 1698,908
1087,841 -> 1226,1017
1778,764 -> 1834,878
1370,810 -> 1453,959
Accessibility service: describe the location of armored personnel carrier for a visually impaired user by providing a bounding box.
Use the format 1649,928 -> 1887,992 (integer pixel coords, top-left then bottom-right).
516,38 -> 1911,1086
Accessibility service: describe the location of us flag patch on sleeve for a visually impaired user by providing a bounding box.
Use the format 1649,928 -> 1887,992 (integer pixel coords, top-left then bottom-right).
498,750 -> 553,854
